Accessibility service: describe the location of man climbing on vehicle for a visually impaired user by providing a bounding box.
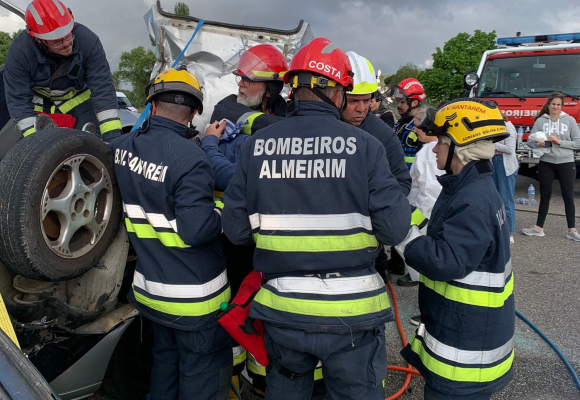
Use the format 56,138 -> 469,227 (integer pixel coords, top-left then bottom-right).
222,37 -> 411,400
202,44 -> 288,191
3,0 -> 121,141
110,66 -> 232,400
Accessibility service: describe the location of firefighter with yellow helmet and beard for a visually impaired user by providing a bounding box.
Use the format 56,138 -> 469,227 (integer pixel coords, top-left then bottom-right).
395,99 -> 515,400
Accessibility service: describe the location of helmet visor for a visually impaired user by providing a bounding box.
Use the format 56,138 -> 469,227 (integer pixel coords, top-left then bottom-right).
229,50 -> 285,81
385,85 -> 407,100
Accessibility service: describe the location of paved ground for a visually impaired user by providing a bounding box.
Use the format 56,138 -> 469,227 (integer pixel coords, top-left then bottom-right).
92,175 -> 580,400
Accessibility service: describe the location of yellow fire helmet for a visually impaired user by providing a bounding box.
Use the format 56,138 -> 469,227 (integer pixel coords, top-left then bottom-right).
146,66 -> 204,114
420,98 -> 509,146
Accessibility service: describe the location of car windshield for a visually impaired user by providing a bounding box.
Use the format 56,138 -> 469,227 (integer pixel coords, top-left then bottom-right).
117,96 -> 133,107
477,53 -> 580,98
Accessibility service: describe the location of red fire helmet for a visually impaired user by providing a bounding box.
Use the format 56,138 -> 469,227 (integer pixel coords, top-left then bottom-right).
233,44 -> 288,82
284,37 -> 353,91
25,0 -> 74,40
390,78 -> 426,101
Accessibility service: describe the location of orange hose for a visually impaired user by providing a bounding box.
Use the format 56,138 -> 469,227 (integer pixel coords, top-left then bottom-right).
384,281 -> 421,400
388,366 -> 421,376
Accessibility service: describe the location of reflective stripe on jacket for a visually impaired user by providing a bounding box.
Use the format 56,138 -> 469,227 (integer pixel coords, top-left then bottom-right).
222,100 -> 412,332
401,160 -> 515,396
110,116 -> 228,331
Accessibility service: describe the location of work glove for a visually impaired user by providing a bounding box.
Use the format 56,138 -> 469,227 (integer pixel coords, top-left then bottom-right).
395,207 -> 428,264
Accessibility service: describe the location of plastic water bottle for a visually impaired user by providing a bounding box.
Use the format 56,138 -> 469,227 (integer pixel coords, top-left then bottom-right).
517,127 -> 524,143
528,184 -> 536,206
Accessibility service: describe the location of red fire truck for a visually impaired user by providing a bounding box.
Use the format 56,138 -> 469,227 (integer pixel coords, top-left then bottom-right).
464,32 -> 580,178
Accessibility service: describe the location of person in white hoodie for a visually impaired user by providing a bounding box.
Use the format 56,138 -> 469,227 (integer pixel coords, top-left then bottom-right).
524,92 -> 580,241
492,111 -> 519,244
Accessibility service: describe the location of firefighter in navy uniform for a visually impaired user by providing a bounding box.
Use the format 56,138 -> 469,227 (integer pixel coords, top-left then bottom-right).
202,44 -> 289,191
342,51 -> 411,195
202,45 -> 289,397
4,0 -> 121,140
222,37 -> 412,400
340,51 -> 412,286
387,78 -> 426,169
110,67 -> 232,400
396,99 -> 515,400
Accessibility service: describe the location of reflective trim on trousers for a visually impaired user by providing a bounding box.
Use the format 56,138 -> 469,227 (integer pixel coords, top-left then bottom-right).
416,323 -> 514,365
409,334 -> 514,383
253,232 -> 378,252
133,270 -> 228,299
32,87 -> 76,100
454,259 -> 513,288
233,348 -> 247,367
249,213 -> 372,231
254,286 -> 390,317
247,354 -> 267,376
58,89 -> 92,114
33,105 -> 56,113
420,273 -> 513,308
266,273 -> 384,295
132,285 -> 231,317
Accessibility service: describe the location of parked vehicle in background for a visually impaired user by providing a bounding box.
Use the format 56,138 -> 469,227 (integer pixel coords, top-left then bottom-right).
116,92 -> 138,113
465,32 -> 580,178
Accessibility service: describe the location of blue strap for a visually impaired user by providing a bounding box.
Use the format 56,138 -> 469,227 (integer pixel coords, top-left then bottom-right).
131,19 -> 206,132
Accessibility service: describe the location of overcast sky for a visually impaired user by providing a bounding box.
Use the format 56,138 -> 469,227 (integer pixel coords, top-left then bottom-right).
2,0 -> 580,75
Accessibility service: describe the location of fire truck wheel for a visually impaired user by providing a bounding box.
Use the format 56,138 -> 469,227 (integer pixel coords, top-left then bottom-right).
0,128 -> 121,281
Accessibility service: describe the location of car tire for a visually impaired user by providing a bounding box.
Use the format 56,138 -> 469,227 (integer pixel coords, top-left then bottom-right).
0,128 -> 121,281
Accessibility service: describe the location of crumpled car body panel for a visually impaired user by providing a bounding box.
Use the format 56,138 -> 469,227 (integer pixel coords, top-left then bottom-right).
144,0 -> 313,126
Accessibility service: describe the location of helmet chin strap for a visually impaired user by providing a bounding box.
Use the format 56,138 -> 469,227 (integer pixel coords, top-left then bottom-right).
312,87 -> 348,114
400,98 -> 420,118
445,142 -> 456,174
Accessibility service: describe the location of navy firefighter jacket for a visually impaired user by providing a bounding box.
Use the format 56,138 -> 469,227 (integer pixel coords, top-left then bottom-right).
222,100 -> 411,332
110,116 -> 229,331
402,160 -> 515,396
359,113 -> 412,196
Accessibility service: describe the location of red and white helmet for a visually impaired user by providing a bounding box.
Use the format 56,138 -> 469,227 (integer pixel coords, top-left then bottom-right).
233,44 -> 288,82
387,78 -> 426,101
25,0 -> 74,40
284,37 -> 354,91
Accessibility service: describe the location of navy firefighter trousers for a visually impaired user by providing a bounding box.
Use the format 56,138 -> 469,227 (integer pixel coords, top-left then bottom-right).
263,323 -> 386,400
149,321 -> 232,400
